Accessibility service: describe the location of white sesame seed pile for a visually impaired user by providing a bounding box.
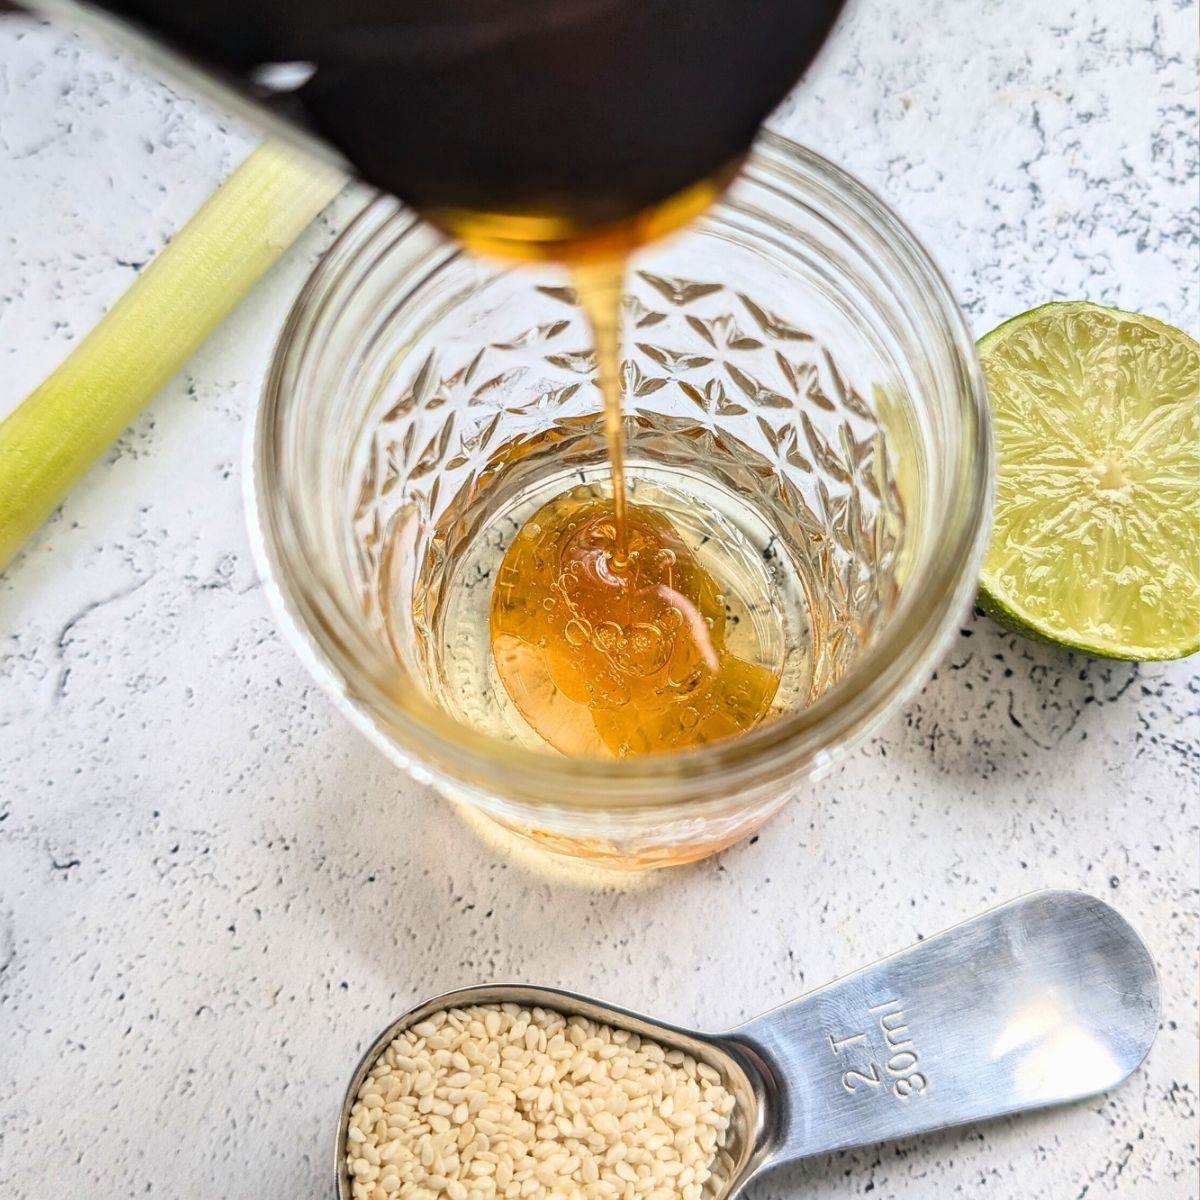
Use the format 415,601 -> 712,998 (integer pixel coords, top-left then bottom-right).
345,1003 -> 737,1200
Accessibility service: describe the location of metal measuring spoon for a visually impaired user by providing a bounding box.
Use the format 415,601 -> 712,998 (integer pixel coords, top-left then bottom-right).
337,891 -> 1158,1199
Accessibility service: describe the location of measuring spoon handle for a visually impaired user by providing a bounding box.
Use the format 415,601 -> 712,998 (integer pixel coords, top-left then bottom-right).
729,890 -> 1159,1167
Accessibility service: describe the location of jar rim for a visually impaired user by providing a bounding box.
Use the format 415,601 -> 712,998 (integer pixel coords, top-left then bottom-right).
250,130 -> 993,810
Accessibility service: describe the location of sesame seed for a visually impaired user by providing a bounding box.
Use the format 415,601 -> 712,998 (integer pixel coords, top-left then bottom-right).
346,1005 -> 734,1200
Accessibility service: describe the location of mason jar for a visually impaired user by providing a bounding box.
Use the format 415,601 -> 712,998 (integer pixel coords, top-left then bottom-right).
250,131 -> 992,869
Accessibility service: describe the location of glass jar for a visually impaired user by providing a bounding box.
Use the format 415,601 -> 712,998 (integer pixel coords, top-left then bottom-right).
250,132 -> 992,869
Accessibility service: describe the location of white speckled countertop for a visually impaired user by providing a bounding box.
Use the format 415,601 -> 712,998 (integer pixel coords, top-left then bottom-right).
1,3 -> 1197,1197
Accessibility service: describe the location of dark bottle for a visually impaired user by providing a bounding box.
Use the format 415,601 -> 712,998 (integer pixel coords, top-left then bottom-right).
14,1 -> 845,243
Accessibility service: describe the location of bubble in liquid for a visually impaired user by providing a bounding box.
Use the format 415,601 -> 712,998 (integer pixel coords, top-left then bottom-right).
564,618 -> 591,646
669,665 -> 704,695
661,606 -> 683,632
592,622 -> 623,653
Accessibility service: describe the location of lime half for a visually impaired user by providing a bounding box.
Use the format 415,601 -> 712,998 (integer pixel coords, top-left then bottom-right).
979,301 -> 1200,661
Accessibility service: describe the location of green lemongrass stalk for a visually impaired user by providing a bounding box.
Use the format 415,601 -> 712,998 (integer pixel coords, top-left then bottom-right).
0,140 -> 347,573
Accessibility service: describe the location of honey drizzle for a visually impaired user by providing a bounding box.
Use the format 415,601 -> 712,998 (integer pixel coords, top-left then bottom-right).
572,257 -> 629,550
445,166 -> 784,757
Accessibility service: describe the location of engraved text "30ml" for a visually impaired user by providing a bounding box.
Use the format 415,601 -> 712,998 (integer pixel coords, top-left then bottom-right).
828,998 -> 927,1100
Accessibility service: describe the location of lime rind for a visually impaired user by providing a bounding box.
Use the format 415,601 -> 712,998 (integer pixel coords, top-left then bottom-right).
977,300 -> 1200,662
977,579 -> 1200,662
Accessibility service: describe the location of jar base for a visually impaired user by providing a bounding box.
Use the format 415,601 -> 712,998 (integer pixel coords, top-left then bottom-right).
445,791 -> 781,871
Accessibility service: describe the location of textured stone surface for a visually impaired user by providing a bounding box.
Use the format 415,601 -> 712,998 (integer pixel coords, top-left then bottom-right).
1,4 -> 1197,1198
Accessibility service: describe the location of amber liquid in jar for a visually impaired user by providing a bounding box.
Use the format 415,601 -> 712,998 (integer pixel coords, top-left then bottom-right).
490,488 -> 781,757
